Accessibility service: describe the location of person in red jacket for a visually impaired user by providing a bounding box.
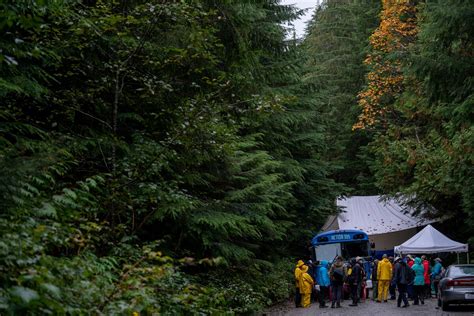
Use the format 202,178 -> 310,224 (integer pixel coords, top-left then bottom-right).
421,255 -> 431,298
406,255 -> 415,299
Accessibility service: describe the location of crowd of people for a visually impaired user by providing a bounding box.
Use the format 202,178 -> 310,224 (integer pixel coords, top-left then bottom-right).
293,254 -> 445,309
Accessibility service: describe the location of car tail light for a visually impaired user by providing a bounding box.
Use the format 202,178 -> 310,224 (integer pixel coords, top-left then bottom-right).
447,278 -> 474,287
446,279 -> 454,287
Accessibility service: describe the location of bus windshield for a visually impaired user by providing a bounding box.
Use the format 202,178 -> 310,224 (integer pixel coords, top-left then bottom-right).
341,241 -> 369,259
314,241 -> 369,262
314,243 -> 341,262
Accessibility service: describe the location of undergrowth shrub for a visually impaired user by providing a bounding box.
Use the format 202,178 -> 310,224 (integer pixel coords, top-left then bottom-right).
0,216 -> 293,315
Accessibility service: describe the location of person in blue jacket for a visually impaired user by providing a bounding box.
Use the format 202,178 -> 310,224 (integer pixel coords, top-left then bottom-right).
431,258 -> 443,298
411,257 -> 425,305
315,260 -> 331,308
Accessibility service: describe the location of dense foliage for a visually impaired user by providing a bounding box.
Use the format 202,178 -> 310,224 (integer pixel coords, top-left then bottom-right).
307,0 -> 473,240
354,0 -> 417,130
303,0 -> 381,194
367,0 -> 474,240
0,0 -> 339,313
1,0 -> 472,313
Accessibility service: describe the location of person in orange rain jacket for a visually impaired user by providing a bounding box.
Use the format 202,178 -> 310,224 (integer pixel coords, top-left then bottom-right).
299,264 -> 315,308
294,260 -> 305,307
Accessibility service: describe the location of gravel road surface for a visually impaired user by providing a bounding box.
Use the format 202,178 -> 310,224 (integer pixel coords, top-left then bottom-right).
263,297 -> 474,316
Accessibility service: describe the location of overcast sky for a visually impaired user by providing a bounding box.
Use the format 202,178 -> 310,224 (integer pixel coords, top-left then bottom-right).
281,0 -> 320,39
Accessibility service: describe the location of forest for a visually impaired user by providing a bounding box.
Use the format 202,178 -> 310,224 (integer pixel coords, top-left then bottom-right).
0,0 -> 472,314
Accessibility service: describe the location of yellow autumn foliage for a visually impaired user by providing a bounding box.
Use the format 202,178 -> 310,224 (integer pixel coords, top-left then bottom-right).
354,0 -> 418,130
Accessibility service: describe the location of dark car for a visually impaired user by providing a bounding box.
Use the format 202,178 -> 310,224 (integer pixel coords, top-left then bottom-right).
438,264 -> 474,311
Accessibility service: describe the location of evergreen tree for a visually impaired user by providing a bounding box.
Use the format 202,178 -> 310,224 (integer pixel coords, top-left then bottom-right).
0,1 -> 323,312
369,0 -> 474,238
303,0 -> 381,194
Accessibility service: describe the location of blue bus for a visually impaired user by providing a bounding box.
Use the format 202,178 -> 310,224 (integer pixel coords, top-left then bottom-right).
311,229 -> 374,290
311,229 -> 371,263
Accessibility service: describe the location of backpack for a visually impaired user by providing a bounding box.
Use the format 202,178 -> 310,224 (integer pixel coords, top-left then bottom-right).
407,267 -> 415,284
333,266 -> 344,282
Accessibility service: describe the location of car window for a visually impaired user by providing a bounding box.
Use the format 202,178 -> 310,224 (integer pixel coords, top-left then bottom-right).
442,268 -> 449,277
448,265 -> 474,277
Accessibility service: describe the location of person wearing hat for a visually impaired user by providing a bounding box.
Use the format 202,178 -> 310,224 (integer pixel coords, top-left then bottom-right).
315,260 -> 330,308
294,260 -> 305,307
348,258 -> 362,306
431,258 -> 444,298
329,256 -> 346,308
377,254 -> 392,302
299,264 -> 315,308
411,257 -> 425,305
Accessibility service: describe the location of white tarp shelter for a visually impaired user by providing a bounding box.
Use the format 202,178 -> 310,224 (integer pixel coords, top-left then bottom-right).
394,224 -> 468,254
322,195 -> 435,252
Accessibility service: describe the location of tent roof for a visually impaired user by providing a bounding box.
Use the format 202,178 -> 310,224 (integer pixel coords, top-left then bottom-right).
395,224 -> 468,254
321,195 -> 434,235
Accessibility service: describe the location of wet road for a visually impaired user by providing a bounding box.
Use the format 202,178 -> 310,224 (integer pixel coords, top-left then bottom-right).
263,297 -> 474,316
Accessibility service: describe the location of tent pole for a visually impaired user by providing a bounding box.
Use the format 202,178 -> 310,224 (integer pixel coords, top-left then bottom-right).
457,253 -> 460,264
468,252 -> 470,264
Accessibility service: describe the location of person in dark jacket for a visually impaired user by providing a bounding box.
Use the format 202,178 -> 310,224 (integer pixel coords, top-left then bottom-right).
389,256 -> 397,300
305,258 -> 315,280
348,259 -> 362,306
329,256 -> 346,308
371,259 -> 379,300
394,257 -> 411,308
357,257 -> 366,303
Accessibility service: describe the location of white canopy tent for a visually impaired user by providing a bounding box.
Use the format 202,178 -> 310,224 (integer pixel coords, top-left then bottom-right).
325,195 -> 434,235
394,225 -> 469,261
322,195 -> 435,253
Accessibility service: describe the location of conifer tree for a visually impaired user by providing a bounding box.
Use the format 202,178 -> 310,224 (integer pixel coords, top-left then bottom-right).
302,0 -> 381,194
369,0 -> 474,238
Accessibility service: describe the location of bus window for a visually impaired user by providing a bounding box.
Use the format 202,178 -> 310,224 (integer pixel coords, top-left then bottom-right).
341,242 -> 369,259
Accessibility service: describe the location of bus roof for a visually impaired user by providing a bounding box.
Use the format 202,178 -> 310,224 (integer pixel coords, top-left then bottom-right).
315,229 -> 366,237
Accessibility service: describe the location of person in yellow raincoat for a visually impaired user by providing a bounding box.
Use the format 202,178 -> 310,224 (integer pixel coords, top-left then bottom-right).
298,264 -> 314,308
377,254 -> 393,302
294,260 -> 305,307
